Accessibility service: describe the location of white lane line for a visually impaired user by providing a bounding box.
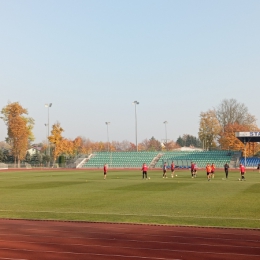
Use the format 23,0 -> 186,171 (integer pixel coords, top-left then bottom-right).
0,248 -> 181,260
0,210 -> 260,221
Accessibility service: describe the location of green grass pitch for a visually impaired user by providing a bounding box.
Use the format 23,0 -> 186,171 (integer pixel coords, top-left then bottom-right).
0,168 -> 260,228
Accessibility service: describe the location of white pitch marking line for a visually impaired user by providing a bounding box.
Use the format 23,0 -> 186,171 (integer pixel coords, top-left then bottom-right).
0,210 -> 260,221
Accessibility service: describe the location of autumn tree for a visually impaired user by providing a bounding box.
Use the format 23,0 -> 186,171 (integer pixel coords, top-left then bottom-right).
165,140 -> 180,151
49,126 -> 91,164
111,140 -> 133,151
215,99 -> 256,129
219,123 -> 260,156
48,123 -> 65,163
218,123 -> 248,151
139,137 -> 162,151
198,110 -> 221,149
73,137 -> 87,155
1,102 -> 34,167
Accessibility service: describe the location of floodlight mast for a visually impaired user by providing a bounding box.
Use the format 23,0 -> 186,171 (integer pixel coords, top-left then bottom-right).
163,121 -> 168,150
105,122 -> 110,152
133,101 -> 139,152
45,103 -> 52,165
244,139 -> 247,168
44,123 -> 48,153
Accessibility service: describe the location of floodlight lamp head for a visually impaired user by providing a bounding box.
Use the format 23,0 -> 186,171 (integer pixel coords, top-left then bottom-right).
163,121 -> 168,124
105,122 -> 110,125
133,101 -> 139,105
49,103 -> 52,107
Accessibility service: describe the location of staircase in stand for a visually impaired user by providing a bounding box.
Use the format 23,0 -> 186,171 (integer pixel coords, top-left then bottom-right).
149,153 -> 164,168
229,151 -> 241,168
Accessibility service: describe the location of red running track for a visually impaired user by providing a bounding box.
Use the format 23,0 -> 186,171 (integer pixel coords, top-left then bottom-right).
0,219 -> 259,260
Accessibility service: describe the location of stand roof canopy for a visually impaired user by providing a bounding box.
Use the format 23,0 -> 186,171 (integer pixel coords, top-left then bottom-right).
235,132 -> 260,143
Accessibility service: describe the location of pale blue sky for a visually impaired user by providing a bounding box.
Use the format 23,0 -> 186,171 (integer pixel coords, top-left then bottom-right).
0,0 -> 259,144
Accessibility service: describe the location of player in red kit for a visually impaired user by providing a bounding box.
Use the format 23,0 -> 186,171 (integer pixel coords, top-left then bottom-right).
239,163 -> 246,180
193,163 -> 198,178
206,164 -> 212,181
191,162 -> 195,178
170,161 -> 175,178
103,164 -> 108,179
211,163 -> 216,179
142,163 -> 148,179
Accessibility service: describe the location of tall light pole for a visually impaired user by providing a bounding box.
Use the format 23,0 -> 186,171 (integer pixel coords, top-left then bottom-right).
163,121 -> 168,150
45,103 -> 52,159
44,123 -> 48,154
133,101 -> 139,152
105,122 -> 110,152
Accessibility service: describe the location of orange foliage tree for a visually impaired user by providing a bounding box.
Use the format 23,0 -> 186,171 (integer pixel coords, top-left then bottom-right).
49,124 -> 90,163
198,110 -> 221,149
1,102 -> 34,167
73,137 -> 87,155
218,123 -> 260,156
48,123 -> 65,162
164,140 -> 180,151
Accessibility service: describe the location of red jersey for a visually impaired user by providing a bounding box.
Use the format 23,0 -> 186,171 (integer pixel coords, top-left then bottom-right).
191,163 -> 195,170
104,165 -> 108,173
211,165 -> 216,172
240,165 -> 245,173
206,165 -> 212,173
171,163 -> 175,170
142,165 -> 148,171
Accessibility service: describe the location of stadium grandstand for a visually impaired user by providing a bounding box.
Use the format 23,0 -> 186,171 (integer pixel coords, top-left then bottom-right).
80,150 -> 240,169
240,157 -> 260,167
235,131 -> 260,168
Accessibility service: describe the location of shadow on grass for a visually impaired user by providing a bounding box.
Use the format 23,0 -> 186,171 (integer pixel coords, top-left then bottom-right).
113,182 -> 195,191
4,181 -> 84,190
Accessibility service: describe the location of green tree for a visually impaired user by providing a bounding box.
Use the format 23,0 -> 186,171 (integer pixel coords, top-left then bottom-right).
25,152 -> 31,163
176,135 -> 202,148
176,136 -> 185,147
0,150 -> 4,162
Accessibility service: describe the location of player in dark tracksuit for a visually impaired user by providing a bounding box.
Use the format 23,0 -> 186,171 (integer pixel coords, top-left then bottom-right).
224,162 -> 229,179
163,162 -> 167,178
